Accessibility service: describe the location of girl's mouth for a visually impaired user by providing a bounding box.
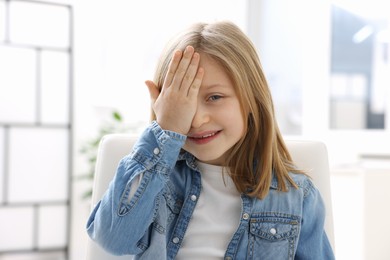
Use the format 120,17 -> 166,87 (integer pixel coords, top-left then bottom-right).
187,130 -> 221,145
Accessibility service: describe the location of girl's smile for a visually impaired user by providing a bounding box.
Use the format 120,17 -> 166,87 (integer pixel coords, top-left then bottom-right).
187,130 -> 222,145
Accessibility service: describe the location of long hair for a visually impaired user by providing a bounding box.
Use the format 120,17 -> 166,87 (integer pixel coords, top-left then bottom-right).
151,21 -> 302,199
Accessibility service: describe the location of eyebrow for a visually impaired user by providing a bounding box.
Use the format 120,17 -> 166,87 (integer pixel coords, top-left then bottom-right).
202,84 -> 224,90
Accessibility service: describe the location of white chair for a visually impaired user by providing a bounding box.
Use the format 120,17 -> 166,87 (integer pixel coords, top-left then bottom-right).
86,134 -> 335,260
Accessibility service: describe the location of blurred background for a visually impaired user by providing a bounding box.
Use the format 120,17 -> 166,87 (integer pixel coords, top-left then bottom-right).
0,0 -> 389,259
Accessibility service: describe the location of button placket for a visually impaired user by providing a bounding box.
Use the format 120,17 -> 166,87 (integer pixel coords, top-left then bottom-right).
190,195 -> 197,201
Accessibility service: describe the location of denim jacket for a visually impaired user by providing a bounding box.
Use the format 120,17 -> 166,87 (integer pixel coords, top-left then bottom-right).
86,121 -> 335,260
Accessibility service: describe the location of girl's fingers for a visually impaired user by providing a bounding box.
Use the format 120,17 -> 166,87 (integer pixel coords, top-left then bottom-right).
170,46 -> 195,90
187,67 -> 204,98
180,52 -> 201,94
162,50 -> 182,90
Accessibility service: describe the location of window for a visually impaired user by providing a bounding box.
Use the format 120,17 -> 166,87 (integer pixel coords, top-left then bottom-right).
330,2 -> 389,129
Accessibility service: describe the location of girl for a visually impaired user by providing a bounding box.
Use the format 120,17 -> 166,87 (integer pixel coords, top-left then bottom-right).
87,21 -> 335,260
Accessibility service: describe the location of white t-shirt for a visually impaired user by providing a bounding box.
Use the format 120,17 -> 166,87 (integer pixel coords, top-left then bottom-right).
176,161 -> 242,260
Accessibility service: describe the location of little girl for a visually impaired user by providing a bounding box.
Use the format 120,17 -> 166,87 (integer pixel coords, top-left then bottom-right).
87,21 -> 335,260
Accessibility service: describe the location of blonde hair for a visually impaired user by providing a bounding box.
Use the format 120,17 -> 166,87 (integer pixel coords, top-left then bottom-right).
151,21 -> 302,199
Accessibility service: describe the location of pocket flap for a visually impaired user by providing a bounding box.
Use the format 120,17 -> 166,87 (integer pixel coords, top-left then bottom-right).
250,215 -> 299,241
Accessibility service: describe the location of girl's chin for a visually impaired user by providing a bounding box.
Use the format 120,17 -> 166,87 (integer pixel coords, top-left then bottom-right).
182,146 -> 228,165
192,153 -> 225,166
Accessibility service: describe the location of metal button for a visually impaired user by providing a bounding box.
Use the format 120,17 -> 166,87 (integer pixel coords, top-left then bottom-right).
270,228 -> 277,234
153,147 -> 160,155
242,213 -> 250,220
225,257 -> 232,260
172,237 -> 180,244
190,195 -> 197,201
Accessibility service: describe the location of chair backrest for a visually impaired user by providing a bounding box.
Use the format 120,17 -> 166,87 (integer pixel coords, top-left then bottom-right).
85,135 -> 335,260
285,140 -> 335,249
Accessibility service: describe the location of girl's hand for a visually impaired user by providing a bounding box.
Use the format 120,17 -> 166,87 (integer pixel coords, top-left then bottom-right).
145,46 -> 204,135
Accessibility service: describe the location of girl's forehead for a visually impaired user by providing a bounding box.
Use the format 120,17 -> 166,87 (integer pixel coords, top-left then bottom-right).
199,54 -> 235,88
199,54 -> 228,79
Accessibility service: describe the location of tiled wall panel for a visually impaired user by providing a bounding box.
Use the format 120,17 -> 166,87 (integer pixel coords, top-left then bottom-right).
8,128 -> 69,203
0,1 -> 5,41
0,0 -> 72,257
41,51 -> 70,124
38,204 -> 67,248
0,207 -> 35,251
9,1 -> 69,48
0,127 -> 4,203
0,46 -> 36,123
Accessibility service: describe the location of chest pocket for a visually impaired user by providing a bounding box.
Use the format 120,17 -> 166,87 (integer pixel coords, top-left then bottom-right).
248,214 -> 300,260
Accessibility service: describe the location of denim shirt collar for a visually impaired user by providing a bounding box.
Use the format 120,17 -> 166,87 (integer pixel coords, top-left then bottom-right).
177,151 -> 198,171
270,173 -> 279,189
177,151 -> 280,190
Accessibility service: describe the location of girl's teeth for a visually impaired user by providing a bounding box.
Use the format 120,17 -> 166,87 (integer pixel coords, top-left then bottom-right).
194,132 -> 215,139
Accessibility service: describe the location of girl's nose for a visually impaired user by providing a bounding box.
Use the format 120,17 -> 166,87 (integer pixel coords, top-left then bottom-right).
191,105 -> 210,129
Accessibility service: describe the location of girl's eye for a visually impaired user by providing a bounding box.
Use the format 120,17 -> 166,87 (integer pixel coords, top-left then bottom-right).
208,95 -> 222,101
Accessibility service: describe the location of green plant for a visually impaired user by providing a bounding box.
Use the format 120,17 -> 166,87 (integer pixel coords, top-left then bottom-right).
78,110 -> 126,200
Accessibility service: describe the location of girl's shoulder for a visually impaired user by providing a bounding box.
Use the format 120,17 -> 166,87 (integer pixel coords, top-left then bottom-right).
289,171 -> 312,185
271,171 -> 312,189
288,171 -> 319,197
270,171 -> 317,197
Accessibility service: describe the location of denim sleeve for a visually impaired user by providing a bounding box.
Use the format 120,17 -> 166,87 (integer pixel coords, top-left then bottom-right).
295,179 -> 335,260
86,121 -> 186,256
